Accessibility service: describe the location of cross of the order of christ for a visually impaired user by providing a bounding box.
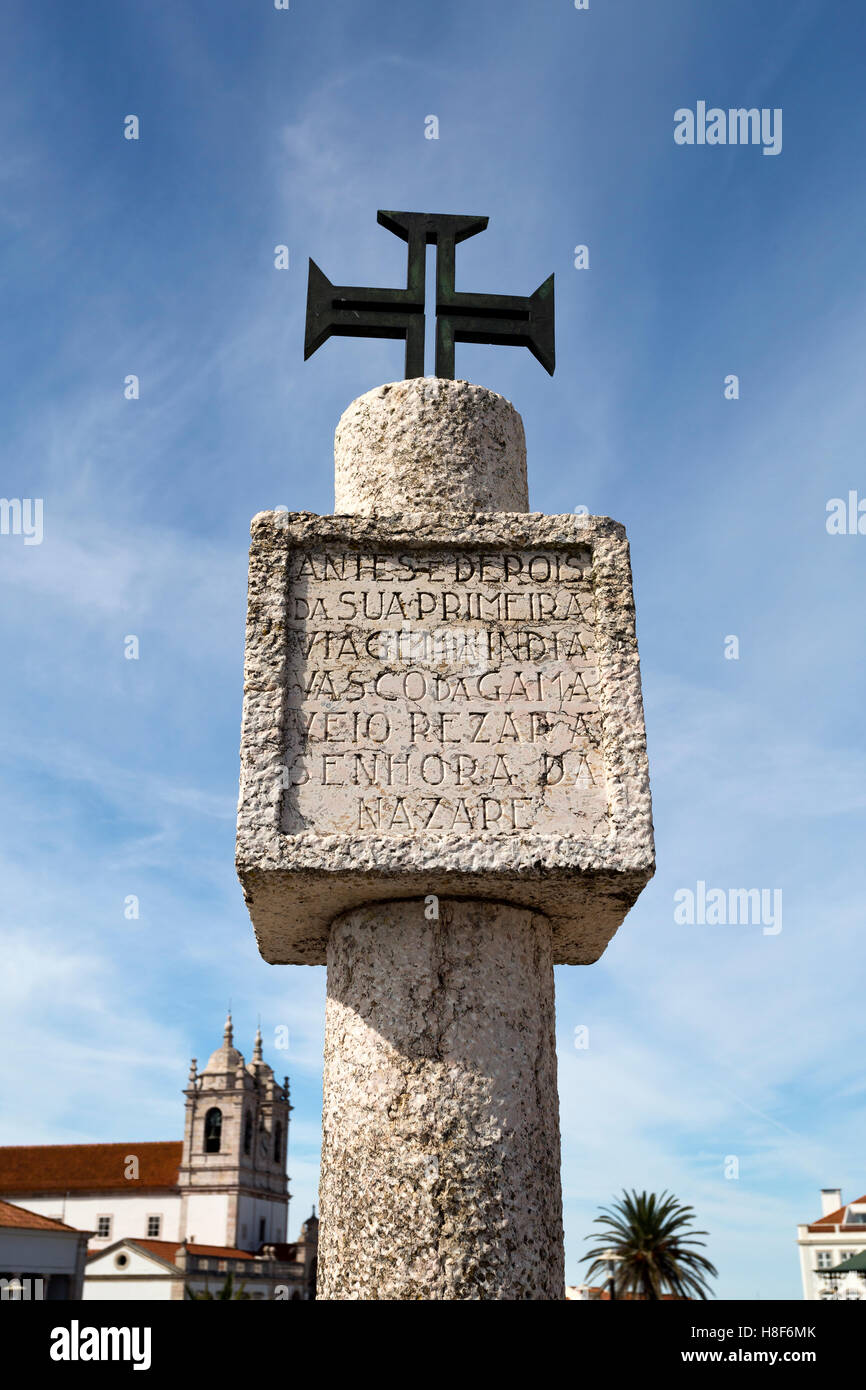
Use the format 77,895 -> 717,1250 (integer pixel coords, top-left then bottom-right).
304,210 -> 555,380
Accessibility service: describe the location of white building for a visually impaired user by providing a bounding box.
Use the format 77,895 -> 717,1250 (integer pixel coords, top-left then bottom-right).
0,1198 -> 91,1300
797,1188 -> 866,1300
84,1216 -> 319,1301
0,1015 -> 316,1299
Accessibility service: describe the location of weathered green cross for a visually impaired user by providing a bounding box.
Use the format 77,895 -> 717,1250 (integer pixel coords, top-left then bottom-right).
304,210 -> 555,379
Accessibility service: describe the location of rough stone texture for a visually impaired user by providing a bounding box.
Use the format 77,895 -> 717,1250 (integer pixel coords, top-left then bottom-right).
236,510 -> 654,965
334,378 -> 529,515
317,898 -> 563,1300
238,378 -> 654,1301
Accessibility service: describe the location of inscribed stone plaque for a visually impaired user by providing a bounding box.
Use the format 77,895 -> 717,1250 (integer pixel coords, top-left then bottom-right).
237,512 -> 654,965
283,544 -> 606,840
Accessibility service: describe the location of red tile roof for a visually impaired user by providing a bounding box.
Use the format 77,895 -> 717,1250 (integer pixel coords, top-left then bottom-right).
567,1286 -> 688,1301
182,1242 -> 255,1261
90,1239 -> 257,1267
807,1195 -> 866,1232
0,1198 -> 82,1232
0,1142 -> 181,1194
603,1291 -> 689,1300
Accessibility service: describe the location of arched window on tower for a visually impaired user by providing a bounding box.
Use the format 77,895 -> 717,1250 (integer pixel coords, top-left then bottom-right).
204,1107 -> 222,1154
243,1112 -> 253,1156
273,1121 -> 283,1163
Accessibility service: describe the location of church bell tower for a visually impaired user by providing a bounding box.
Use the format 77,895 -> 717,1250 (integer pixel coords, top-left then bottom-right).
177,1014 -> 291,1251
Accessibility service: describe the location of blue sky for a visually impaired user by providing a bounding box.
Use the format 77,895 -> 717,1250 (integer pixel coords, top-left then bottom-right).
0,0 -> 864,1299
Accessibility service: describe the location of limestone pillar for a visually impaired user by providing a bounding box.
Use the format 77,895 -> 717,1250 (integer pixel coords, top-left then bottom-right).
333,377 -> 529,514
318,899 -> 563,1300
237,375 -> 654,1301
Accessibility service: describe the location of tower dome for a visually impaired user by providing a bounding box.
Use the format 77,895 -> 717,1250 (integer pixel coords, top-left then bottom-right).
201,1011 -> 244,1075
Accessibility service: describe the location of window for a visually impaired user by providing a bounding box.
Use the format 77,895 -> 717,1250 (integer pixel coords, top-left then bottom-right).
204,1107 -> 222,1154
96,1215 -> 112,1239
273,1121 -> 283,1163
146,1215 -> 161,1238
114,1253 -> 129,1269
817,1251 -> 834,1269
244,1112 -> 253,1156
846,1212 -> 866,1224
259,1217 -> 266,1244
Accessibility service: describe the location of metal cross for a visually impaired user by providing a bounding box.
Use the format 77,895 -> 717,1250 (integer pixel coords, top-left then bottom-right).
304,210 -> 555,379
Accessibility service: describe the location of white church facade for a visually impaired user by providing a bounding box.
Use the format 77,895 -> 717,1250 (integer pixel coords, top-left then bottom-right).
0,1016 -> 316,1299
797,1188 -> 866,1300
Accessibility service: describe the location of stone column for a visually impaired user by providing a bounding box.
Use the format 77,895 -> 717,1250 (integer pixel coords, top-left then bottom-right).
322,380 -> 565,1297
318,899 -> 563,1300
236,375 -> 654,1301
332,377 -> 529,515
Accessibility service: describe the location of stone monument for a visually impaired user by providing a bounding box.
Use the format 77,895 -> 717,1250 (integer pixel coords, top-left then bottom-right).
237,213 -> 654,1299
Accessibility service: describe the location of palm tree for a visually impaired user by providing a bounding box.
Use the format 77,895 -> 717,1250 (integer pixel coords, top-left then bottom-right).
583,1189 -> 718,1300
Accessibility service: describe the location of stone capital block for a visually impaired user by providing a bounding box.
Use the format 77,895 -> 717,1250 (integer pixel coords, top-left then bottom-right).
237,508 -> 654,965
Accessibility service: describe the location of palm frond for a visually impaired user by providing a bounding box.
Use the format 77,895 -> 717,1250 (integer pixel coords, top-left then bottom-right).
581,1189 -> 718,1300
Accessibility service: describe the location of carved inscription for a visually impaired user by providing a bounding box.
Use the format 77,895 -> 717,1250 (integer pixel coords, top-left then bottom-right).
281,547 -> 608,835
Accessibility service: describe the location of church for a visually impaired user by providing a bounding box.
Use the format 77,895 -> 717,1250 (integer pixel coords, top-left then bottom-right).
0,1015 -> 317,1299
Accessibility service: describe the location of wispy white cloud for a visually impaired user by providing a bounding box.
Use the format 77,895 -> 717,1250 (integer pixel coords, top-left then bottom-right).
0,0 -> 863,1281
